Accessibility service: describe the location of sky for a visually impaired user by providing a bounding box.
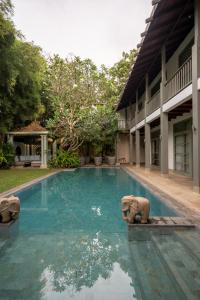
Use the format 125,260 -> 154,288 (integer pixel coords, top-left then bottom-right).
12,0 -> 152,67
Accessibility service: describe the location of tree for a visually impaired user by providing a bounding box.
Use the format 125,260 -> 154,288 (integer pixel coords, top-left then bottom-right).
45,55 -> 100,151
10,40 -> 46,128
43,50 -> 135,153
0,0 -> 13,16
0,0 -> 16,135
0,38 -> 46,134
0,0 -> 46,136
109,49 -> 136,105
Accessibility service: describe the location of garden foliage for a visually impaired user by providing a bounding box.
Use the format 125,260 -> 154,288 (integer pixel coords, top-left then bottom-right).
0,143 -> 14,168
48,150 -> 80,169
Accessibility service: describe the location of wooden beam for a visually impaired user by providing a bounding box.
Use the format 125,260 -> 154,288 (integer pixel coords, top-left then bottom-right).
152,0 -> 161,5
146,16 -> 153,24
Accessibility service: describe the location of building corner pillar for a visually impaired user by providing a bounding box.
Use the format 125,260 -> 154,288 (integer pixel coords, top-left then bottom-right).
145,123 -> 151,170
129,132 -> 133,165
160,45 -> 168,175
145,74 -> 151,170
192,0 -> 200,192
135,129 -> 140,167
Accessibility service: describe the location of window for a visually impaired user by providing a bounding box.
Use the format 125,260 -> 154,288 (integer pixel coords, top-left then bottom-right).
174,119 -> 192,175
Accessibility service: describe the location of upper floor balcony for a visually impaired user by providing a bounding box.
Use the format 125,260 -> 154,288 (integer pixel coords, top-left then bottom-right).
164,56 -> 192,103
118,118 -> 135,131
118,56 -> 193,131
138,56 -> 192,119
147,90 -> 160,116
137,108 -> 145,123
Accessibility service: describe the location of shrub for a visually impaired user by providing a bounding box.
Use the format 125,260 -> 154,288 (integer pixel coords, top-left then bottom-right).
2,143 -> 15,166
0,143 -> 15,169
48,150 -> 80,168
0,152 -> 8,169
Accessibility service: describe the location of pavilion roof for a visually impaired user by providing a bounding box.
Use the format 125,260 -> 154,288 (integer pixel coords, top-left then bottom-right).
9,121 -> 48,135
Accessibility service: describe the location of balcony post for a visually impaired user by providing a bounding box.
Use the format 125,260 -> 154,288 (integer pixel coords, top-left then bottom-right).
192,0 -> 200,192
160,45 -> 168,175
145,74 -> 151,170
129,133 -> 134,164
135,89 -> 139,123
135,129 -> 140,167
135,90 -> 140,167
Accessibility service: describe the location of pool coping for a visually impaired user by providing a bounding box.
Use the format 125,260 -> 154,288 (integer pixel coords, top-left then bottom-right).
122,166 -> 200,223
0,170 -> 61,198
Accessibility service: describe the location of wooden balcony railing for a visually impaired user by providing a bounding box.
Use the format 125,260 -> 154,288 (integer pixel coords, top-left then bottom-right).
164,56 -> 192,103
137,108 -> 145,123
147,90 -> 160,115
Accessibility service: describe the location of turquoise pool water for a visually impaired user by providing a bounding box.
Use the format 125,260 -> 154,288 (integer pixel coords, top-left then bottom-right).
0,168 -> 200,300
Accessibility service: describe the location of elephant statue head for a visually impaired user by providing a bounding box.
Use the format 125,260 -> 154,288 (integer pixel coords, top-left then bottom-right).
0,196 -> 20,224
121,195 -> 150,224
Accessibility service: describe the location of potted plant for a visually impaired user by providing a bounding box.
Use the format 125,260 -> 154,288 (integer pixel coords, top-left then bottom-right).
94,143 -> 103,166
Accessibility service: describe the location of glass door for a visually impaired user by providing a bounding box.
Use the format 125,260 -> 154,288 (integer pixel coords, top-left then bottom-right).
175,133 -> 190,174
151,138 -> 160,166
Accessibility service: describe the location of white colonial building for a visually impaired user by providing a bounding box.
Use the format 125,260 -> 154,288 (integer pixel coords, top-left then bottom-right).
116,0 -> 200,192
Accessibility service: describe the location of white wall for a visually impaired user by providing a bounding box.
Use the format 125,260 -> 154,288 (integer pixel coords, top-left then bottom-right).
117,133 -> 130,163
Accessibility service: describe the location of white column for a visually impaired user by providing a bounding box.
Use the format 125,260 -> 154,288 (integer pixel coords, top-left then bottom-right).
8,134 -> 14,145
27,144 -> 30,156
53,140 -> 57,159
44,135 -> 48,167
136,129 -> 140,167
40,135 -> 45,168
145,74 -> 151,170
129,133 -> 133,165
160,45 -> 169,175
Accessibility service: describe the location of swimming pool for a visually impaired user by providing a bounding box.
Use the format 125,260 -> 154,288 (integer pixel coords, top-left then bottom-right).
0,168 -> 199,300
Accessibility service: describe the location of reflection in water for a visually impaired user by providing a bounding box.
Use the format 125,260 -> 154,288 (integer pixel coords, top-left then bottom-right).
0,230 -> 137,300
0,169 -> 176,299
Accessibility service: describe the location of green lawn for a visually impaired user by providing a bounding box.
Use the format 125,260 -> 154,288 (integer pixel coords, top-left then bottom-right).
0,169 -> 53,193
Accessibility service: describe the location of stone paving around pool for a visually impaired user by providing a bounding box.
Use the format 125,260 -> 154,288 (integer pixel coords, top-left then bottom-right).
123,165 -> 200,225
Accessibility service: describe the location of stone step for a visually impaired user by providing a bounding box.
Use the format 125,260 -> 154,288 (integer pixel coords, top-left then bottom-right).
128,217 -> 195,228
152,233 -> 200,300
129,239 -> 185,300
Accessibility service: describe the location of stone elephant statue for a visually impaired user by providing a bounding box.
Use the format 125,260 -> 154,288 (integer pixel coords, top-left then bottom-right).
0,196 -> 20,223
121,195 -> 150,224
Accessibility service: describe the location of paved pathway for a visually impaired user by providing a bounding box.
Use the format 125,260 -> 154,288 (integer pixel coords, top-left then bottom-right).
123,165 -> 200,222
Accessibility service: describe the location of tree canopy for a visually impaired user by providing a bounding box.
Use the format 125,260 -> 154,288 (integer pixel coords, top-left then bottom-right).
0,0 -> 45,135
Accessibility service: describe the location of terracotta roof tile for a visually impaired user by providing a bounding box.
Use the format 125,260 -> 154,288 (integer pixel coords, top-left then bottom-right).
14,121 -> 47,133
